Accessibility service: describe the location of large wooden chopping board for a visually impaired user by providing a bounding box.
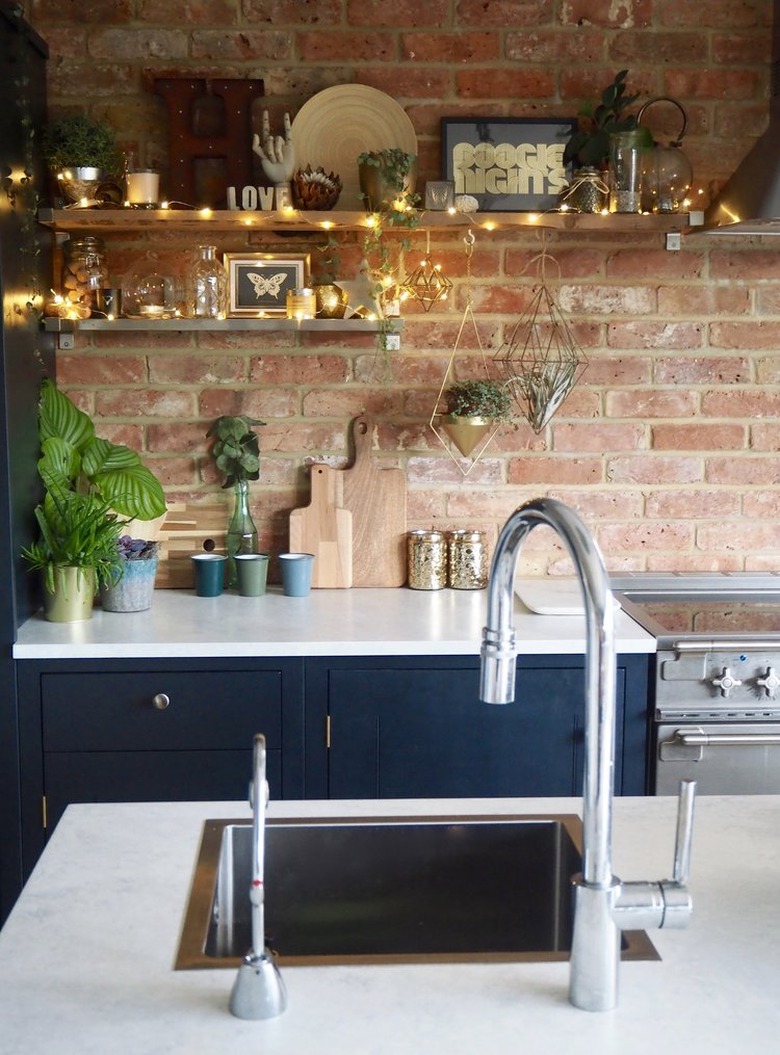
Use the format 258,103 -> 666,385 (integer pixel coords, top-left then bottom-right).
341,415 -> 407,587
289,464 -> 353,588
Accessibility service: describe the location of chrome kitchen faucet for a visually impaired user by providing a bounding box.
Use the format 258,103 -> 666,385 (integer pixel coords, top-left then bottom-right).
480,497 -> 696,1012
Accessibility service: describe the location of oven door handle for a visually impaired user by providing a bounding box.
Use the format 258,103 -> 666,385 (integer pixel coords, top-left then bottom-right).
677,730 -> 780,747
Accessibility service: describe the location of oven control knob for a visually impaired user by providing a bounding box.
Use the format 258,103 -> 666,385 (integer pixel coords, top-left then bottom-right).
711,667 -> 742,697
756,667 -> 780,698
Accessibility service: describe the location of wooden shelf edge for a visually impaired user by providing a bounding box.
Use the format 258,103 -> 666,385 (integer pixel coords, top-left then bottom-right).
37,207 -> 693,235
43,316 -> 403,334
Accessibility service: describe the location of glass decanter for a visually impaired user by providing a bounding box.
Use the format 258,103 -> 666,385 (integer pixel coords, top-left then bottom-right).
186,244 -> 227,319
226,479 -> 258,587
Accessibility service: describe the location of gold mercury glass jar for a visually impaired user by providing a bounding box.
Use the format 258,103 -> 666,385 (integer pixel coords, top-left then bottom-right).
407,529 -> 447,590
447,529 -> 488,589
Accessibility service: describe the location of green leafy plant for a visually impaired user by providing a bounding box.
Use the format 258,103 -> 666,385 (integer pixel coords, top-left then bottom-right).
22,491 -> 126,593
357,148 -> 420,226
22,379 -> 167,591
41,114 -> 120,173
443,379 -> 513,422
206,415 -> 267,488
563,70 -> 641,168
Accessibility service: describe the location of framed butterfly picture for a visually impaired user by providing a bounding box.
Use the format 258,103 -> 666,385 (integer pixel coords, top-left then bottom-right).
223,252 -> 311,316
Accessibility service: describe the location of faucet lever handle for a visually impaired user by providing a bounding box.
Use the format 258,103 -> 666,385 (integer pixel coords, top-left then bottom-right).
672,778 -> 696,885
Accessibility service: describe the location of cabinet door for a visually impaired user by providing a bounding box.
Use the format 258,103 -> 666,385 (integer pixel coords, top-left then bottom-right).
18,657 -> 305,877
307,656 -> 644,800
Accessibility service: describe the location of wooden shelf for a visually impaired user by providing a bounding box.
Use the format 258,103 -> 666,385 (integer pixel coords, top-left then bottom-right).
37,207 -> 695,236
43,316 -> 401,344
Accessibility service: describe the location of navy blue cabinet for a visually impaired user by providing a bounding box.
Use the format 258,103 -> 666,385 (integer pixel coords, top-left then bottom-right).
303,654 -> 649,800
16,657 -> 305,878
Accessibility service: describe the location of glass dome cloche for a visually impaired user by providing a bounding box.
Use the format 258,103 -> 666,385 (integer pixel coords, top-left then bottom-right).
121,252 -> 184,319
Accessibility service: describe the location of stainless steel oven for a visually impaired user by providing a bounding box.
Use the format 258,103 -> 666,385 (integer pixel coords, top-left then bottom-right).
612,573 -> 780,795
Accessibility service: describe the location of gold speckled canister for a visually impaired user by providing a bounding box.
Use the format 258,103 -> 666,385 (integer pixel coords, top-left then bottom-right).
407,529 -> 447,590
447,529 -> 488,589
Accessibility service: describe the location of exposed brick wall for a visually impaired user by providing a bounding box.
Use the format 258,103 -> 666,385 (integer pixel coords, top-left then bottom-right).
28,0 -> 780,575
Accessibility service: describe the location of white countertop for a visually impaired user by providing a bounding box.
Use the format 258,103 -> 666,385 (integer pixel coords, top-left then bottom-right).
0,794 -> 778,1054
12,582 -> 655,659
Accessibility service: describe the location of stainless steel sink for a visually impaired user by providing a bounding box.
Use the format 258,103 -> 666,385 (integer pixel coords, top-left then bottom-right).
176,814 -> 658,969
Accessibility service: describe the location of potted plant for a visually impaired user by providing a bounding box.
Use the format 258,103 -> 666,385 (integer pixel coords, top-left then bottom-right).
99,536 -> 161,613
560,70 -> 643,213
440,379 -> 513,457
357,148 -> 419,219
41,113 -> 120,203
21,379 -> 167,622
206,414 -> 266,587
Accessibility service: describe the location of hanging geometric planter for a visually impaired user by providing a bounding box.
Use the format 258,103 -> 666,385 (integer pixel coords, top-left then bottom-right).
493,279 -> 588,433
440,416 -> 494,458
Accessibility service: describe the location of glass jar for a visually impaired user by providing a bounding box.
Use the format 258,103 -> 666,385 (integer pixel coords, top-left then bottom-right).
407,529 -> 446,590
447,529 -> 488,590
608,130 -> 651,214
61,236 -> 107,315
286,287 -> 316,320
121,252 -> 183,319
185,244 -> 227,319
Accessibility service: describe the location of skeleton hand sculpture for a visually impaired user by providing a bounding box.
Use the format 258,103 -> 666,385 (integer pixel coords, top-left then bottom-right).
252,111 -> 295,192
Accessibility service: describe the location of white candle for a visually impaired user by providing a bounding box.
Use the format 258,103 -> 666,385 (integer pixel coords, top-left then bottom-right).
126,171 -> 160,206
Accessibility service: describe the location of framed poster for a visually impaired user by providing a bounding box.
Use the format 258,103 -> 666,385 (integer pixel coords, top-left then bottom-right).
440,117 -> 576,212
223,253 -> 311,316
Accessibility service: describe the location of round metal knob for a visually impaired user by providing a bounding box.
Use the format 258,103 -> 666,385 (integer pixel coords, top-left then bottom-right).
711,667 -> 742,698
152,693 -> 171,710
757,667 -> 780,699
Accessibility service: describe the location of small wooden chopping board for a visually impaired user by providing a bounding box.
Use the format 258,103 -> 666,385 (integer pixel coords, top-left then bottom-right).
289,464 -> 353,588
341,415 -> 407,587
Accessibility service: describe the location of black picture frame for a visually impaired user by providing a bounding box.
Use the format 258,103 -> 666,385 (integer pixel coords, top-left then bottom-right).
223,253 -> 310,316
440,117 -> 576,212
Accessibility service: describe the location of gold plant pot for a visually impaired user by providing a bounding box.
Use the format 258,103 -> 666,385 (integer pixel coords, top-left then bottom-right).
314,283 -> 349,319
440,415 -> 495,458
43,565 -> 95,623
57,166 -> 105,204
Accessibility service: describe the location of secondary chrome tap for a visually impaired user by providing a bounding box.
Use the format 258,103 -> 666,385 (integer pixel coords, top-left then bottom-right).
480,497 -> 695,1012
229,733 -> 287,1020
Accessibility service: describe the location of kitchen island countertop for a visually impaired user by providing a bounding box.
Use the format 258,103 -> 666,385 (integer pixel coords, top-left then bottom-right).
12,581 -> 655,659
0,794 -> 778,1054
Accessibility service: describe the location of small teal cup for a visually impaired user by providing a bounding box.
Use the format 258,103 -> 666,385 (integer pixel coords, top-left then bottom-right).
191,553 -> 227,597
279,552 -> 315,596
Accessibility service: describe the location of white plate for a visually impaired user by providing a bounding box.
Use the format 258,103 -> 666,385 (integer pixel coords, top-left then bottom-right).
515,578 -> 621,616
291,84 -> 418,210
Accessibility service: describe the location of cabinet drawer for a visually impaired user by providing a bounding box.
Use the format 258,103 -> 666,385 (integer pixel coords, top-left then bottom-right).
40,670 -> 282,752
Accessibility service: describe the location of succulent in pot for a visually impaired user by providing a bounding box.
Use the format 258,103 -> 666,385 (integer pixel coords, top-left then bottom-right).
440,379 -> 513,458
99,536 -> 161,613
22,379 -> 167,622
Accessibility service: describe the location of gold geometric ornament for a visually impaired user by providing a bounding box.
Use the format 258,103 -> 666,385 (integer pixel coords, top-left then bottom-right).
401,229 -> 453,312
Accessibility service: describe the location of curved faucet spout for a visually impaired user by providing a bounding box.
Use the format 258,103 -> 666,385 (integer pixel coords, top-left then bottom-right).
479,497 -> 694,1013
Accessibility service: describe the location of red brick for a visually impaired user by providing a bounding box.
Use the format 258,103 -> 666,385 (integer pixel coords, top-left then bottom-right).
710,250 -> 780,281
652,423 -> 746,450
698,521 -> 780,553
548,489 -> 644,519
581,356 -> 652,384
505,30 -> 603,64
558,284 -> 656,315
607,455 -> 703,484
654,355 -> 751,384
148,355 -> 248,384
706,456 -> 779,485
597,521 -> 695,552
611,31 -> 705,64
658,284 -> 751,316
191,32 -> 292,61
553,422 -> 645,452
607,321 -> 703,350
712,31 -> 772,61
243,0 -> 342,23
608,389 -> 699,418
296,30 -> 397,62
455,0 -> 555,28
360,68 -> 452,99
56,355 -> 147,385
33,0 -> 133,20
348,0 -> 449,26
645,489 -> 741,518
455,69 -> 554,99
94,389 -> 196,419
508,456 -> 603,485
743,491 -> 780,517
250,354 -> 350,385
560,0 -> 651,28
664,68 -> 762,100
701,389 -> 780,417
407,454 -> 504,485
402,32 -> 499,63
87,28 -> 188,60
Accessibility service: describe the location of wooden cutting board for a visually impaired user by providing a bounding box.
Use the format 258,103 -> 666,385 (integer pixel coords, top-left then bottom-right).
340,415 -> 407,587
289,464 -> 353,588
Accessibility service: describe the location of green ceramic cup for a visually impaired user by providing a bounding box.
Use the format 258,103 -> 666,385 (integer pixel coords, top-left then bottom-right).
235,553 -> 269,597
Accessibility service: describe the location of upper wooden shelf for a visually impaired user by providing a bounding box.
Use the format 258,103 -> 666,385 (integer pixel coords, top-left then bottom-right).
37,207 -> 696,236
